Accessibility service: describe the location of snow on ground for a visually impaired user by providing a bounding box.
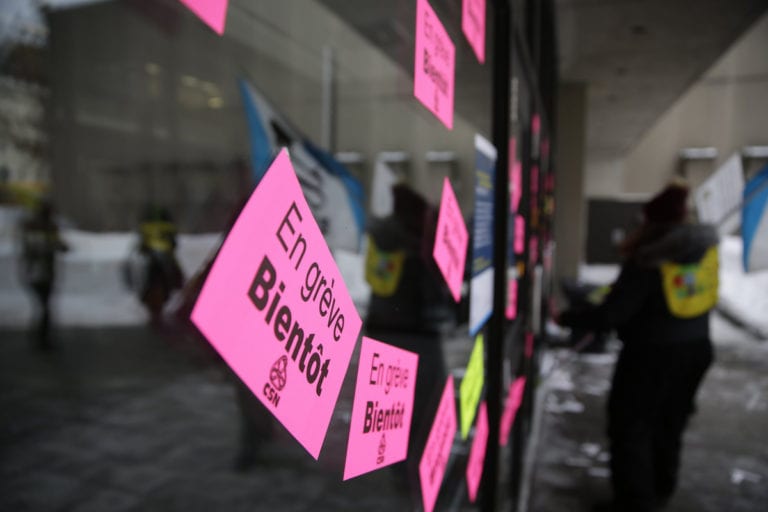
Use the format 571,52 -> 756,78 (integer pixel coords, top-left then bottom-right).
717,236 -> 768,337
0,206 -> 371,328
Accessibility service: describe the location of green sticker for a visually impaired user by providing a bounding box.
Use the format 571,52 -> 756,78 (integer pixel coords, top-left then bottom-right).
460,334 -> 485,439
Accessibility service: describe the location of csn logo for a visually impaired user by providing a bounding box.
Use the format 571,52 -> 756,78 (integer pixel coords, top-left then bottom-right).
376,433 -> 387,465
264,355 -> 287,407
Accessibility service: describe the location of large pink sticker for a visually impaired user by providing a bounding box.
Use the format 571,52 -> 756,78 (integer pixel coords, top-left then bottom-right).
462,0 -> 486,64
419,375 -> 458,512
191,149 -> 362,460
179,0 -> 228,35
414,0 -> 456,129
499,377 -> 526,447
433,177 -> 468,302
343,337 -> 419,480
514,215 -> 525,254
466,401 -> 489,503
505,278 -> 518,320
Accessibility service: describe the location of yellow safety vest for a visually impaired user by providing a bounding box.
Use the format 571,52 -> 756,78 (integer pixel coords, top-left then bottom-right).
660,246 -> 719,319
365,236 -> 405,298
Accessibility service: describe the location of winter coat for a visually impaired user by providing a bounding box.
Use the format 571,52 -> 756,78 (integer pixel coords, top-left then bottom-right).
364,214 -> 453,335
562,223 -> 719,346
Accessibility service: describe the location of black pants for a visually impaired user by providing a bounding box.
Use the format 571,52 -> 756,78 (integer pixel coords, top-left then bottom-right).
30,283 -> 53,349
608,338 -> 713,511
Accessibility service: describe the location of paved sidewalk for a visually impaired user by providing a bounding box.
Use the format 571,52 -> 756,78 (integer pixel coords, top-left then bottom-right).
526,313 -> 768,512
3,313 -> 765,511
0,325 -> 415,511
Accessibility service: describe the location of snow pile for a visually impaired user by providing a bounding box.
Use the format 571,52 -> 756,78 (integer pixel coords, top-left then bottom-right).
718,236 -> 768,337
0,209 -> 222,327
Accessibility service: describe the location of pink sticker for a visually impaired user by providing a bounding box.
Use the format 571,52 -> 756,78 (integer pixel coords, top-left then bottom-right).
191,149 -> 362,460
499,377 -> 526,446
462,0 -> 486,64
514,215 -> 525,254
545,172 -> 555,192
433,177 -> 469,302
525,332 -> 534,359
509,139 -> 521,213
179,0 -> 228,35
419,375 -> 458,512
530,235 -> 539,264
466,401 -> 489,503
512,171 -> 522,214
531,165 -> 539,196
414,0 -> 456,129
532,113 -> 541,134
343,337 -> 419,480
542,138 -> 550,159
505,278 -> 518,320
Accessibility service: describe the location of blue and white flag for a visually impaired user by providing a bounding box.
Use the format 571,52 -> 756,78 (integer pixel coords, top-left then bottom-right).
742,164 -> 768,273
238,78 -> 365,252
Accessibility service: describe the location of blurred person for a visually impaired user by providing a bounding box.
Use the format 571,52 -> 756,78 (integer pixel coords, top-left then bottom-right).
135,205 -> 184,325
363,183 -> 453,496
20,198 -> 68,350
558,182 -> 719,512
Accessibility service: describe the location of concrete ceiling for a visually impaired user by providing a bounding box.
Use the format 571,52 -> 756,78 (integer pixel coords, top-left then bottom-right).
556,0 -> 768,161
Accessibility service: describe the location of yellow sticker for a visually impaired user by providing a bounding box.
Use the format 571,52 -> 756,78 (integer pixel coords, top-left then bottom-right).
460,334 -> 485,439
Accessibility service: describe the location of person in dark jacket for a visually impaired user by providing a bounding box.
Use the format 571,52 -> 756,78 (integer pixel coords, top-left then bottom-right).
364,183 -> 453,495
20,199 -> 68,350
559,182 -> 719,512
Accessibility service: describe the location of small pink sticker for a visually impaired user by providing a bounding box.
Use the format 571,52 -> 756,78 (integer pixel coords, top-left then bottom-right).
511,162 -> 523,212
514,215 -> 525,254
509,139 -> 521,213
531,165 -> 539,196
532,113 -> 541,134
419,375 -> 458,512
545,173 -> 555,192
433,178 -> 469,302
505,278 -> 518,320
179,0 -> 228,35
466,401 -> 489,503
191,149 -> 362,460
343,337 -> 419,480
530,235 -> 539,264
542,138 -> 550,159
414,0 -> 456,129
499,377 -> 526,446
461,0 -> 486,64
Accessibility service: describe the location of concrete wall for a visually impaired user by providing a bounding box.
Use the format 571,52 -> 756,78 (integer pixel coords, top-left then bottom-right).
554,83 -> 587,282
621,12 -> 768,194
